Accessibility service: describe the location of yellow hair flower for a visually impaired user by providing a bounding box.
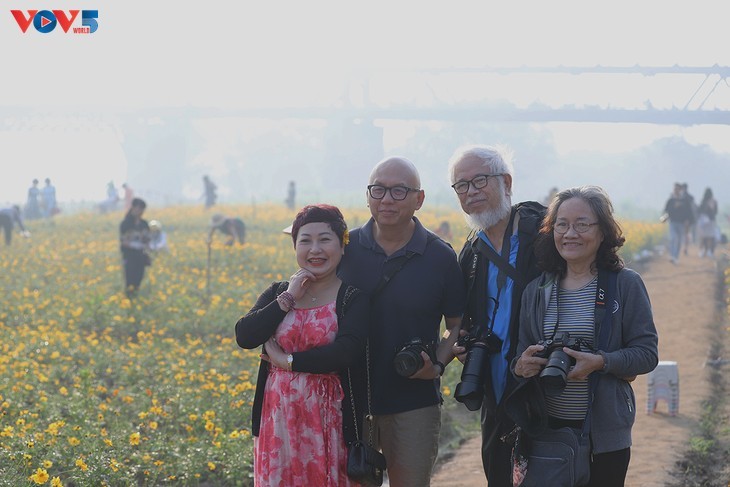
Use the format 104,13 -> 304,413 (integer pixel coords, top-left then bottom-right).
342,229 -> 350,246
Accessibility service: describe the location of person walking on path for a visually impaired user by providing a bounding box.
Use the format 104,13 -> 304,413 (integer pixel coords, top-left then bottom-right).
25,179 -> 41,220
697,187 -> 718,258
41,178 -> 57,218
663,182 -> 694,264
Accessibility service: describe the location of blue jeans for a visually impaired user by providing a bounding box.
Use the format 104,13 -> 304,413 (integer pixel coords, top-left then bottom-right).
668,221 -> 684,260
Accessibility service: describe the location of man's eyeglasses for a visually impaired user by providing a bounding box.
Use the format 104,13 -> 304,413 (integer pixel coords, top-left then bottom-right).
367,184 -> 420,201
553,222 -> 599,234
451,174 -> 504,195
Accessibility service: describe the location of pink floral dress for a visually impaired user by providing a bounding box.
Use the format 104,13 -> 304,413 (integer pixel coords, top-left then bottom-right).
254,301 -> 359,486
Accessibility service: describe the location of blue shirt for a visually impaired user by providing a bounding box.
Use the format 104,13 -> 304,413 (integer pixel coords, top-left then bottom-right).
477,231 -> 519,403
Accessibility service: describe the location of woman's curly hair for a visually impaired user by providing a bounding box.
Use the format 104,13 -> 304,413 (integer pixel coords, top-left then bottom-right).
536,185 -> 625,276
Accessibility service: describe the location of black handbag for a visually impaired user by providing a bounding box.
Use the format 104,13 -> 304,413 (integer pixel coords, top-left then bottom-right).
346,342 -> 386,486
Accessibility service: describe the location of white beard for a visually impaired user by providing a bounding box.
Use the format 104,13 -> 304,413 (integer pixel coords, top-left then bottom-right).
464,195 -> 512,232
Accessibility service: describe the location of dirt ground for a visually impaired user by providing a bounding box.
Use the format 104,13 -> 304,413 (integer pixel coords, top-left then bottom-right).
431,249 -> 722,487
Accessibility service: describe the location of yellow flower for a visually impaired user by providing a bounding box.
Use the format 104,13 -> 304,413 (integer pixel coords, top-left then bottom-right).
29,468 -> 49,484
129,432 -> 141,445
75,458 -> 88,471
149,421 -> 158,430
207,462 -> 216,471
51,478 -> 63,487
67,437 -> 80,446
342,229 -> 350,245
43,460 -> 53,468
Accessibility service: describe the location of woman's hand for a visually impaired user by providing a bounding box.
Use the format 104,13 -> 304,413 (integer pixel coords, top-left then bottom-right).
514,344 -> 548,378
564,348 -> 605,380
287,268 -> 316,302
262,337 -> 288,369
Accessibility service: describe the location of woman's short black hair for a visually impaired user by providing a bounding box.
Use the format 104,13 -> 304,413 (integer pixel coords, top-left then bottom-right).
290,204 -> 347,247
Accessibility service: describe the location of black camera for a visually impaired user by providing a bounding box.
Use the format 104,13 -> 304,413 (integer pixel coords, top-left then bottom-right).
454,332 -> 503,411
536,332 -> 582,397
393,338 -> 437,378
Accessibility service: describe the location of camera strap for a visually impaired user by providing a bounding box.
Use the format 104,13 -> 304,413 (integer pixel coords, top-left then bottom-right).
473,209 -> 524,290
550,269 -> 616,344
473,210 -> 518,334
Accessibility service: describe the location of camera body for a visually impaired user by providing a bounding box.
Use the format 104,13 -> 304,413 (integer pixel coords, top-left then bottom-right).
454,331 -> 504,411
536,332 -> 582,396
393,338 -> 437,378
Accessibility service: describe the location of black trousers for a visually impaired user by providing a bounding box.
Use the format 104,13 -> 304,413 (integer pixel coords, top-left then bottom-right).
481,407 -> 514,487
123,251 -> 147,295
588,448 -> 631,487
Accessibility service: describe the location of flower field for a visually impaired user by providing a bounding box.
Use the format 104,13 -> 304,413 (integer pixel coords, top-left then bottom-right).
0,204 -> 665,486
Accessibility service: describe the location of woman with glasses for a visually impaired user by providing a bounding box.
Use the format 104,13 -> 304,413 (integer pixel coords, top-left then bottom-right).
511,185 -> 658,486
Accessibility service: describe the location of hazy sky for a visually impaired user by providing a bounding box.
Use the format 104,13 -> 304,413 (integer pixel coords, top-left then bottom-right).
2,0 -> 729,203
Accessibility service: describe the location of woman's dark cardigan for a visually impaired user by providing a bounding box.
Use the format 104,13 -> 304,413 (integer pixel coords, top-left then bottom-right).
235,281 -> 370,445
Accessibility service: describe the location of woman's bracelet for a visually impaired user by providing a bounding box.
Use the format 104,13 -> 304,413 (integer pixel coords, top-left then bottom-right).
277,291 -> 295,311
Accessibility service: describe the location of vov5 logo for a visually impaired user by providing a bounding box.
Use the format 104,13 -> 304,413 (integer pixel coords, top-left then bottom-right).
11,10 -> 98,34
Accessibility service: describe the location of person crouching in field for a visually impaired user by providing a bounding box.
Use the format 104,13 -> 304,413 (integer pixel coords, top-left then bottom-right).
235,204 -> 371,486
208,213 -> 245,246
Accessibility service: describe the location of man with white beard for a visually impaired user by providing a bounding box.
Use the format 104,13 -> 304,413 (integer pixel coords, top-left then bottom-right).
448,145 -> 545,487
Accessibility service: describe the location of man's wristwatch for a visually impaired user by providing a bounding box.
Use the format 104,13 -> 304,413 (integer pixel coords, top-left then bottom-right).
286,354 -> 294,371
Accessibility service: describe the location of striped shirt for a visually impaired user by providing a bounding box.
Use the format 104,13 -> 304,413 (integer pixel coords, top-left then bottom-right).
542,276 -> 597,420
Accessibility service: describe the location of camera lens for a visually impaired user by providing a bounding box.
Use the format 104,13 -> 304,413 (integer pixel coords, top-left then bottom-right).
539,349 -> 571,396
454,342 -> 489,411
393,347 -> 424,377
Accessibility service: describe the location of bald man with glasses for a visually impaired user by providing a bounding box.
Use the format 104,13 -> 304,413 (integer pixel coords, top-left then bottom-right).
448,145 -> 546,486
339,156 -> 466,487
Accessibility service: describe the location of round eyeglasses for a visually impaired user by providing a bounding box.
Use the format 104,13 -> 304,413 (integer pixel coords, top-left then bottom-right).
451,174 -> 504,195
367,184 -> 420,201
553,222 -> 599,234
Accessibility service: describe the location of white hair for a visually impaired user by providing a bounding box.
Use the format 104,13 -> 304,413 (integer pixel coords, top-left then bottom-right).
447,144 -> 515,196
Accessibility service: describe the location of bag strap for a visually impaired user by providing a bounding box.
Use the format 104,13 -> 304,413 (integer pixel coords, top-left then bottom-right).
347,232 -> 437,444
370,231 -> 438,300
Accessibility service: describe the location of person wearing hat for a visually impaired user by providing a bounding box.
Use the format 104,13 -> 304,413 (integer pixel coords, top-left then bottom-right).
208,214 -> 245,246
147,220 -> 168,252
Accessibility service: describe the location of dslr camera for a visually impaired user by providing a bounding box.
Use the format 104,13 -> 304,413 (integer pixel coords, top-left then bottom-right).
393,338 -> 437,378
536,332 -> 582,396
454,331 -> 503,411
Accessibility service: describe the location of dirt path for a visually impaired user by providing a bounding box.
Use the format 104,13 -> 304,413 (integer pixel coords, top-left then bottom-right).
431,250 -> 719,487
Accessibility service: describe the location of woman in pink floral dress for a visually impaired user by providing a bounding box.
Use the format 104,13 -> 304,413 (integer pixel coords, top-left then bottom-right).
236,204 -> 370,486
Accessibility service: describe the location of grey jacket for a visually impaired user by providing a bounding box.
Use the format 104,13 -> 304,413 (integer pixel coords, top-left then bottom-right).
513,268 -> 659,454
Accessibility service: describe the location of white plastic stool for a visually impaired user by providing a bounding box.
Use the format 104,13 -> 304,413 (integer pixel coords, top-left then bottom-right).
646,360 -> 679,416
